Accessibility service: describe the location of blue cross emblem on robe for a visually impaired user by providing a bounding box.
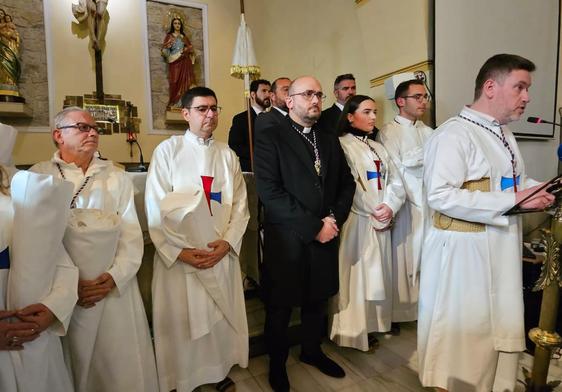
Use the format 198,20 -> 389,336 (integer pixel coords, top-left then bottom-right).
366,160 -> 383,190
500,175 -> 520,191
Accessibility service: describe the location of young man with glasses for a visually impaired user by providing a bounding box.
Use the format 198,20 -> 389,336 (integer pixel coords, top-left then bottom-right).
254,76 -> 355,392
377,79 -> 433,333
31,106 -> 158,391
146,86 -> 250,392
316,73 -> 356,136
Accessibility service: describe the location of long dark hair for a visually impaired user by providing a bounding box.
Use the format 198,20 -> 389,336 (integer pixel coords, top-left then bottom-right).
168,17 -> 185,35
336,94 -> 375,137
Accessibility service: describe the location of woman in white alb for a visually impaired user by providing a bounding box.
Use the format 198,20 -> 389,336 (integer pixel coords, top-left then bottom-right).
330,95 -> 405,351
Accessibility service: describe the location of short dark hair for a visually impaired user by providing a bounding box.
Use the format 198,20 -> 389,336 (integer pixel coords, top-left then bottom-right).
250,79 -> 271,94
394,79 -> 425,103
271,77 -> 290,93
334,73 -> 355,89
181,86 -> 217,108
337,94 -> 375,136
474,54 -> 535,100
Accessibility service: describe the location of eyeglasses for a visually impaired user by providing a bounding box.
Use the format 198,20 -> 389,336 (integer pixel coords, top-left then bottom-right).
289,90 -> 326,101
186,105 -> 222,115
402,94 -> 431,103
58,122 -> 101,133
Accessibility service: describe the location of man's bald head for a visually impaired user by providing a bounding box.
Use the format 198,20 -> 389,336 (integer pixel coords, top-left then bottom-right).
288,76 -> 322,95
287,76 -> 323,127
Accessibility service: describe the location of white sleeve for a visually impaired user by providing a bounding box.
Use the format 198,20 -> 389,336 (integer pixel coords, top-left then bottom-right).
145,144 -> 183,268
40,245 -> 78,336
381,149 -> 406,215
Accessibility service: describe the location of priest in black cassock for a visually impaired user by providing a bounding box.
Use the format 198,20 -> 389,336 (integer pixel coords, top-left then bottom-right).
254,76 -> 355,392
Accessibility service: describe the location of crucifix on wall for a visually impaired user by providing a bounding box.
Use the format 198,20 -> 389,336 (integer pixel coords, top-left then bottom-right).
72,0 -> 109,102
66,0 -> 141,137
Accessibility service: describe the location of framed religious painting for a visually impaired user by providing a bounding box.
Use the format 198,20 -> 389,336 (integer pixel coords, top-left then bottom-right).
142,0 -> 209,134
0,0 -> 51,132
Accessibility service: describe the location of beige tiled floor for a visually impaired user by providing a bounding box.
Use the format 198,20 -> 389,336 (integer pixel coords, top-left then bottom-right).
196,321 -> 562,391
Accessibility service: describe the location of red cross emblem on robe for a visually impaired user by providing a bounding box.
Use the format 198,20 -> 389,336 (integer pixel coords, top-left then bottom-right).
366,160 -> 382,190
201,176 -> 222,215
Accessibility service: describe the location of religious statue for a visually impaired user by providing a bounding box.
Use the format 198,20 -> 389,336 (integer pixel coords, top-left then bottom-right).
72,0 -> 108,51
161,14 -> 196,109
0,9 -> 22,100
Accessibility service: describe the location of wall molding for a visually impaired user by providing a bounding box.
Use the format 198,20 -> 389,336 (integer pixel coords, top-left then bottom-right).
370,60 -> 433,88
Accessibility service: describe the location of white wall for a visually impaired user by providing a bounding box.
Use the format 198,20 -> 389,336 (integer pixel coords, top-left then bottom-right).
243,0 -> 371,108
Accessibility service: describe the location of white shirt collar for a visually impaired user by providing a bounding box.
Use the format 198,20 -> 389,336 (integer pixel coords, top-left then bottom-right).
273,106 -> 288,116
302,127 -> 312,134
394,115 -> 417,127
335,102 -> 344,111
185,129 -> 214,146
251,105 -> 264,115
461,106 -> 501,128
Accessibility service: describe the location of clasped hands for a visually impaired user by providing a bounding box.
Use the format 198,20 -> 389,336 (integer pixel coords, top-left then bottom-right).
316,215 -> 339,243
372,203 -> 393,231
78,272 -> 116,308
178,239 -> 231,269
0,303 -> 56,350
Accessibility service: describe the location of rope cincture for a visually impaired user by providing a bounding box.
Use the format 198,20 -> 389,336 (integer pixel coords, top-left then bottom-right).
56,162 -> 93,209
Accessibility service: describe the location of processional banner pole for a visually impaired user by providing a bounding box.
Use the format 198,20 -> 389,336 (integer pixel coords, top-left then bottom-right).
230,0 -> 260,172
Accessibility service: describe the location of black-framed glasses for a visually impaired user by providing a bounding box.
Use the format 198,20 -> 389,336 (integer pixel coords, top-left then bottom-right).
289,90 -> 326,101
186,105 -> 222,115
402,93 -> 431,103
58,122 -> 101,133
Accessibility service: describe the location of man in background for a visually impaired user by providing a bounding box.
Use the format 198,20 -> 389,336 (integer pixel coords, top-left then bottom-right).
255,77 -> 291,132
377,79 -> 433,332
229,79 -> 271,171
316,73 -> 356,135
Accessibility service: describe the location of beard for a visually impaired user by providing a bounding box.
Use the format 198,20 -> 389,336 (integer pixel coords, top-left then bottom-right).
256,96 -> 271,109
305,110 -> 321,123
293,105 -> 321,125
276,101 -> 288,112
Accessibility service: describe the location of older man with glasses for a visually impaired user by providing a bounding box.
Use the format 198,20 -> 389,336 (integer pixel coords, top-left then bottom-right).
254,76 -> 355,392
31,106 -> 158,392
146,86 -> 250,392
377,79 -> 433,334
